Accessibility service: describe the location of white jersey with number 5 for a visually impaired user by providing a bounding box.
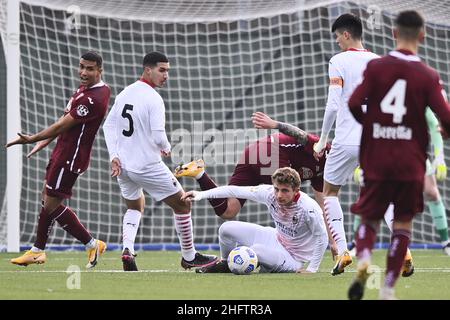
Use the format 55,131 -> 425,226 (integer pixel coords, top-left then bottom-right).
103,80 -> 169,173
328,49 -> 379,145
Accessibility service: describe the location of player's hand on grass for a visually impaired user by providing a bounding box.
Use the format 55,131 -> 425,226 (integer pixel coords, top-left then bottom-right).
5,133 -> 33,148
181,190 -> 202,202
110,157 -> 122,177
252,112 -> 277,129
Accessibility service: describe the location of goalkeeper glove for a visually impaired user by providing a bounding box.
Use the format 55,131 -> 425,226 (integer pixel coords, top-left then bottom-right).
434,150 -> 447,181
353,166 -> 364,185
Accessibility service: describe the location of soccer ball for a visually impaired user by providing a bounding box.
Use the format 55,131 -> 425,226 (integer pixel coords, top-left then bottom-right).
227,246 -> 258,275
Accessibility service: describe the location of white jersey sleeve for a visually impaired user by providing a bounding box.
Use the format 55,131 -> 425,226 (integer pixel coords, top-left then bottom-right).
198,185 -> 272,204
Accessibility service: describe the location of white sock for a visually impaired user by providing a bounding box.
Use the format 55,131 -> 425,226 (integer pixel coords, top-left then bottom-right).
174,212 -> 196,261
30,246 -> 44,253
122,209 -> 141,255
383,204 -> 394,232
85,238 -> 96,249
324,196 -> 347,255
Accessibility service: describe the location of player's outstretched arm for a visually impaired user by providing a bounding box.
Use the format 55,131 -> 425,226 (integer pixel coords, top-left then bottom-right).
252,111 -> 309,145
6,114 -> 78,148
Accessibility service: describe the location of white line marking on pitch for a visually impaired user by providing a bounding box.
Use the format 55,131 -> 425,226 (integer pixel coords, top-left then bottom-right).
0,269 -> 183,273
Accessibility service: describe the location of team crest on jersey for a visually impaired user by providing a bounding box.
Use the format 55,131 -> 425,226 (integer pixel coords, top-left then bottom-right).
300,167 -> 313,179
76,105 -> 89,117
292,214 -> 300,225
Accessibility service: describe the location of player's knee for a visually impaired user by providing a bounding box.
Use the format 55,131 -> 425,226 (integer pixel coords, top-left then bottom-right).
218,221 -> 231,238
219,199 -> 241,219
220,209 -> 238,220
174,200 -> 191,214
218,221 -> 239,239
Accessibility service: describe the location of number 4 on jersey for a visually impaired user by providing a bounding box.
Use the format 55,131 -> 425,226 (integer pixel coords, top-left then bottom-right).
380,79 -> 407,124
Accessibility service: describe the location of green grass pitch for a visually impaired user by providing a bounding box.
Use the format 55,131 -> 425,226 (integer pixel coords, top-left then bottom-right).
1,249 -> 449,300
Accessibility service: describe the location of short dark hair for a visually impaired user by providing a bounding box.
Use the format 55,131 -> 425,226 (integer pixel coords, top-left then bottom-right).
331,13 -> 363,40
395,10 -> 424,40
81,51 -> 103,68
143,51 -> 169,68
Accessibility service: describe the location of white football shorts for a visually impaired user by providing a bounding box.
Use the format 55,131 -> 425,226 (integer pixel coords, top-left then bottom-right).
324,143 -> 360,186
117,161 -> 182,201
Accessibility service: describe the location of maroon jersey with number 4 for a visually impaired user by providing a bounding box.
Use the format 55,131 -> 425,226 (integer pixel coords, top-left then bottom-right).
50,81 -> 111,173
349,49 -> 450,182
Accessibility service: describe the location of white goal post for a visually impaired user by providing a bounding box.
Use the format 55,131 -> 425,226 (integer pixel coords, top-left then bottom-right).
0,0 -> 449,252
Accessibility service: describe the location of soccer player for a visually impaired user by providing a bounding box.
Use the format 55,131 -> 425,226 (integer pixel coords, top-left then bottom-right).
347,10 -> 450,300
6,51 -> 111,268
175,112 -> 338,256
350,107 -> 450,263
181,167 -> 328,274
102,51 -> 217,271
312,13 -> 379,275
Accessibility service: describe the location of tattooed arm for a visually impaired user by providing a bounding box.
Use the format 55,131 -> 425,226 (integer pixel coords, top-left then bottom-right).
277,122 -> 309,145
252,111 -> 309,145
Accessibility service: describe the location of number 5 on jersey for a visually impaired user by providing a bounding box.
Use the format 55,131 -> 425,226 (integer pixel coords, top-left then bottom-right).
380,79 -> 407,124
122,104 -> 134,137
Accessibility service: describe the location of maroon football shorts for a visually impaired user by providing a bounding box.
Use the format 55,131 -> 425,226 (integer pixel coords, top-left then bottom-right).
45,160 -> 79,199
351,179 -> 424,222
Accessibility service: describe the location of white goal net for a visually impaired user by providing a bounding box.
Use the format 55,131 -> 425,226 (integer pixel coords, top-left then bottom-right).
1,0 -> 449,251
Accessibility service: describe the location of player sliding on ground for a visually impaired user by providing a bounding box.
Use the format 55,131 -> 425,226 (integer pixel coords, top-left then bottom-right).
181,167 -> 328,274
175,111 -> 341,268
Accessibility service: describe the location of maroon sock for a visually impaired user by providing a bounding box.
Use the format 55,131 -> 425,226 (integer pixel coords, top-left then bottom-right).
34,206 -> 63,250
55,205 -> 93,245
385,229 -> 411,288
197,172 -> 228,216
355,223 -> 377,260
